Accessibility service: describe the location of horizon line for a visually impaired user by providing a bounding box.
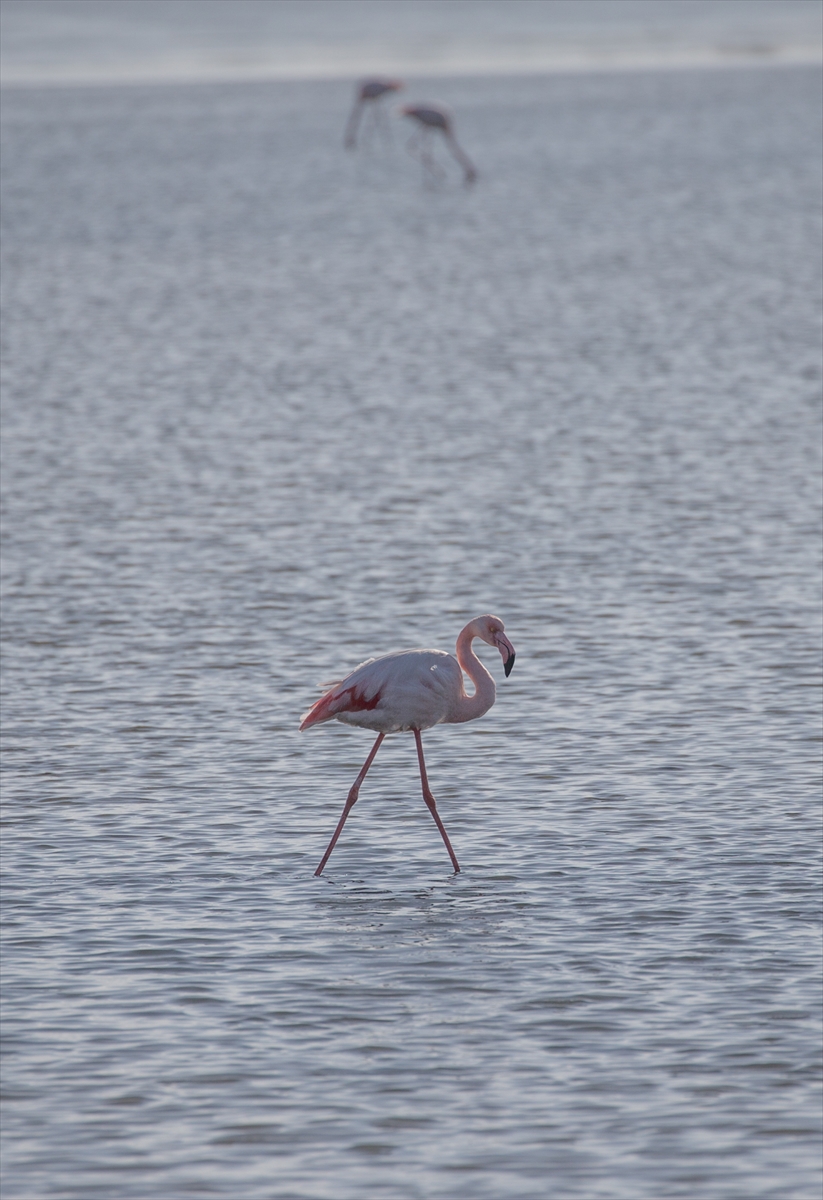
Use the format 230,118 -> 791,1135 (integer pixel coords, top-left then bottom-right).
2,44 -> 821,90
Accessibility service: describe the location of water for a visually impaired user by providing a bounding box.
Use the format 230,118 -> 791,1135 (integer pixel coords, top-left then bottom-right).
1,65 -> 821,1199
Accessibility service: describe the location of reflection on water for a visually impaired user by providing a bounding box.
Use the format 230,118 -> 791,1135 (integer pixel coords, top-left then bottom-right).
1,66 -> 821,1199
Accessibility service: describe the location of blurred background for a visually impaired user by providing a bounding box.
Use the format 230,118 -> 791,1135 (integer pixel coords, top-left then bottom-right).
2,0 -> 822,85
2,3 -> 821,1200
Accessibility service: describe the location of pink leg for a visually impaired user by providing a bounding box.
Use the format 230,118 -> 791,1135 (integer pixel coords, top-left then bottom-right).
314,733 -> 385,876
413,730 -> 461,873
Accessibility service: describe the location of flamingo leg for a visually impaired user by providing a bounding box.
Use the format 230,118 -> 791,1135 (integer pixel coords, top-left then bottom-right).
314,732 -> 385,876
374,102 -> 393,150
344,99 -> 364,149
406,130 -> 443,186
444,130 -> 477,185
413,730 -> 461,873
422,131 -> 445,185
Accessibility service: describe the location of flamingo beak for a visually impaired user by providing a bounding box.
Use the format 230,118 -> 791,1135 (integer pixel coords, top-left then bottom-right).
495,634 -> 516,678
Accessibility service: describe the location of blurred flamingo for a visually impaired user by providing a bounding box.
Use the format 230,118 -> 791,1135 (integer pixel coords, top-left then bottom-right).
344,77 -> 404,149
301,616 -> 515,875
400,103 -> 477,184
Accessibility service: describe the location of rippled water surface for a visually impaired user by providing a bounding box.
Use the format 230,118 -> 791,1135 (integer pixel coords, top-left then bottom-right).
2,67 -> 822,1199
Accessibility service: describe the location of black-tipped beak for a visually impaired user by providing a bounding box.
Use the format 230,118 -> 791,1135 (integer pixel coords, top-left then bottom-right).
504,651 -> 515,678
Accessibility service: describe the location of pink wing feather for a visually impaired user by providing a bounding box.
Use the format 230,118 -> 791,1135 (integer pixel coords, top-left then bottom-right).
299,663 -> 382,730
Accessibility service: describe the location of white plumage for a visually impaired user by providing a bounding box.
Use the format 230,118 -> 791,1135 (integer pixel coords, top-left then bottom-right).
302,649 -> 464,733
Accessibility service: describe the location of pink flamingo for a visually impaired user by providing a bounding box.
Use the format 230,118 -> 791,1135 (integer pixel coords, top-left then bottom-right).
400,103 -> 477,185
301,615 -> 515,876
344,77 -> 404,149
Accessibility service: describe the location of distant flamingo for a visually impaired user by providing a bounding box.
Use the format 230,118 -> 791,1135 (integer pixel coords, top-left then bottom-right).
400,103 -> 477,184
344,77 -> 404,149
301,615 -> 515,875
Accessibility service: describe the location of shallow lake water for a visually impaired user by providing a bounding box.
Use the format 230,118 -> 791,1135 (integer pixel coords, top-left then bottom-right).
1,65 -> 821,1198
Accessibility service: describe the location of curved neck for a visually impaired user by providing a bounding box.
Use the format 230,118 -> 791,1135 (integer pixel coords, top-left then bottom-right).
448,623 -> 496,724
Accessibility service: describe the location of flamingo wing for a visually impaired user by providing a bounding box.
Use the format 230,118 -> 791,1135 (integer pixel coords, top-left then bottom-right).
299,656 -> 379,730
299,649 -> 463,733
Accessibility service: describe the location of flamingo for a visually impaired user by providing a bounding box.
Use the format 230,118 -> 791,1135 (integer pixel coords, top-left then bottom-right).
344,77 -> 404,150
400,103 -> 477,185
301,615 -> 515,876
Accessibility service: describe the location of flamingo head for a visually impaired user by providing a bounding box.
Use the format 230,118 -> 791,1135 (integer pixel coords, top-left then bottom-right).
473,615 -> 516,677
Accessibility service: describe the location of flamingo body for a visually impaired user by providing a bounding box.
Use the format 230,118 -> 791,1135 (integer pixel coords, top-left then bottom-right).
400,102 -> 477,184
300,649 -> 465,733
359,78 -> 403,101
401,104 -> 449,131
345,77 -> 404,149
302,616 -> 515,874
